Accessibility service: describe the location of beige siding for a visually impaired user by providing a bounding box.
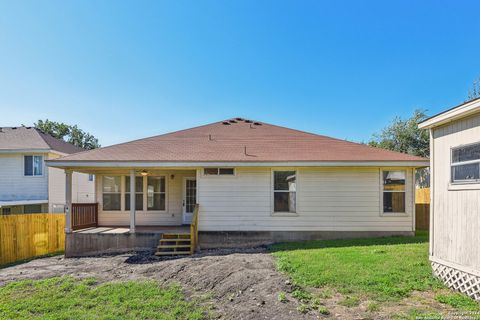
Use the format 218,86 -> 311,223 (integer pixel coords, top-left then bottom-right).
197,167 -> 414,232
47,153 -> 95,211
96,170 -> 195,226
431,113 -> 480,271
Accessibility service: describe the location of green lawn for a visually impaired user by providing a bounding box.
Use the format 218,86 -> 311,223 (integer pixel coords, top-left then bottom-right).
0,277 -> 209,320
271,233 -> 442,302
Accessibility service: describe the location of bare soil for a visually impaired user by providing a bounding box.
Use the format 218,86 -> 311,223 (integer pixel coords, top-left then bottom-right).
0,248 -> 454,319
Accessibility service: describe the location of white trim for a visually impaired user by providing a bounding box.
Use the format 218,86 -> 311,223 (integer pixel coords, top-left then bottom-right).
448,183 -> 480,191
146,175 -> 168,212
449,141 -> 480,184
271,169 -> 298,216
47,160 -> 429,169
23,155 -> 45,177
0,199 -> 48,207
0,149 -> 51,154
430,255 -> 480,278
182,177 -> 196,224
429,128 -> 434,256
419,98 -> 480,129
202,167 -> 236,177
379,169 -> 408,216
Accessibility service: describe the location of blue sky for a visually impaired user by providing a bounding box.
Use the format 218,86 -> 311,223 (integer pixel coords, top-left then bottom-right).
1,1 -> 480,146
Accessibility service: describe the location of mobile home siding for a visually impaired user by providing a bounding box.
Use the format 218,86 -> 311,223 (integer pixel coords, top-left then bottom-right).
431,112 -> 480,271
197,167 -> 414,232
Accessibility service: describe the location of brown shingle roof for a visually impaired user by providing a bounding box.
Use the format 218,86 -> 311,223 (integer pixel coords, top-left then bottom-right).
0,127 -> 84,154
52,119 -> 426,163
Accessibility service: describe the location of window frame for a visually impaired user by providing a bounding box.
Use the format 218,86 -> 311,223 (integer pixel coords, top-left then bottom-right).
102,175 -> 122,211
450,142 -> 480,185
146,175 -> 167,212
125,175 -> 145,212
380,169 -> 408,216
203,168 -> 236,176
23,155 -> 44,177
271,169 -> 298,216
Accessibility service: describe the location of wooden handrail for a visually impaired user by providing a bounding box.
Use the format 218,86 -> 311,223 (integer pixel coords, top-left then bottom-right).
190,204 -> 199,254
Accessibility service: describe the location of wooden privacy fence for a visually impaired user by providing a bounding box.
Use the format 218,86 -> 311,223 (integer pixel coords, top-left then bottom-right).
72,203 -> 98,230
415,188 -> 430,231
0,213 -> 65,265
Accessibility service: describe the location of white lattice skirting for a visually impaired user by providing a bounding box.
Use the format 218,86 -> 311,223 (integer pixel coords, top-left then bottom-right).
432,261 -> 480,301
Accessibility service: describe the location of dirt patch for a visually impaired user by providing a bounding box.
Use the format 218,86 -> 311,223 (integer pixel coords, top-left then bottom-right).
0,248 -> 460,319
0,248 -> 314,320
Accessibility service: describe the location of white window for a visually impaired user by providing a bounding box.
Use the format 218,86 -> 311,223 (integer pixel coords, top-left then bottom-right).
24,155 -> 43,176
102,176 -> 121,211
382,170 -> 406,214
451,142 -> 480,184
88,174 -> 94,181
147,176 -> 166,211
204,168 -> 235,175
125,176 -> 144,211
273,171 -> 296,213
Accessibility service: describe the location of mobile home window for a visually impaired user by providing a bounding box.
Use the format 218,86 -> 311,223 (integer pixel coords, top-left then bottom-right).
147,176 -> 166,211
273,171 -> 296,213
382,170 -> 406,213
102,176 -> 121,211
24,155 -> 43,176
125,176 -> 144,211
204,168 -> 234,175
451,142 -> 480,183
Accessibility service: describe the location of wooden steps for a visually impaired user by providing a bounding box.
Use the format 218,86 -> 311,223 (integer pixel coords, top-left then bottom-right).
155,233 -> 192,256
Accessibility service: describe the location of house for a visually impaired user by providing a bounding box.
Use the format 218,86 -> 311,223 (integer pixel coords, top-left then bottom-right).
419,98 -> 480,301
46,118 -> 428,257
0,126 -> 95,214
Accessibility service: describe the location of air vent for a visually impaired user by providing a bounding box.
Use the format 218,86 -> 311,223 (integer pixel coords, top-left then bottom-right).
244,119 -> 253,123
222,121 -> 231,125
228,120 -> 237,123
12,127 -> 17,130
253,122 -> 262,126
235,118 -> 244,121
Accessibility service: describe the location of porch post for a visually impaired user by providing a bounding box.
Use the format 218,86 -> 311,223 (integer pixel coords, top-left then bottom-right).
65,169 -> 73,233
129,169 -> 136,233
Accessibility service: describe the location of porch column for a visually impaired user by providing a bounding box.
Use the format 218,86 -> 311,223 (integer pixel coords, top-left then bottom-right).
129,169 -> 136,233
65,169 -> 73,233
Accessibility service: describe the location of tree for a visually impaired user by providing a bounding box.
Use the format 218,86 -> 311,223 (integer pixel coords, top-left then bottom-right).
35,119 -> 100,150
368,110 -> 430,188
467,78 -> 480,101
368,109 -> 429,157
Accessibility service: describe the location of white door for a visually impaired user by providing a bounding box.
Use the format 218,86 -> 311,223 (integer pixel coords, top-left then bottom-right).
182,177 -> 197,224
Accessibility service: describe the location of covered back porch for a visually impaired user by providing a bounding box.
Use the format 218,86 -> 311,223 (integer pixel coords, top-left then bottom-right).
63,167 -> 200,257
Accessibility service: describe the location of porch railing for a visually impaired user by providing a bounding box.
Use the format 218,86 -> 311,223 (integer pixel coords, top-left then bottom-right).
72,203 -> 98,231
190,204 -> 199,254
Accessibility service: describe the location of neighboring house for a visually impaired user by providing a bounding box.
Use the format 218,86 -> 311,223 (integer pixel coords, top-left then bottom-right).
0,127 -> 95,214
419,98 -> 480,301
47,118 -> 428,257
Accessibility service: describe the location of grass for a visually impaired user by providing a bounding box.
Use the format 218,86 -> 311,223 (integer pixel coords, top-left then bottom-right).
0,277 -> 209,319
436,293 -> 480,311
271,232 -> 443,302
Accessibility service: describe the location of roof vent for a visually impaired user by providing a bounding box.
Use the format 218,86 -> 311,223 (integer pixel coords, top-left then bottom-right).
12,127 -> 17,130
228,119 -> 237,123
253,122 -> 262,126
235,118 -> 244,121
222,121 -> 231,125
25,126 -> 31,129
244,119 -> 253,123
